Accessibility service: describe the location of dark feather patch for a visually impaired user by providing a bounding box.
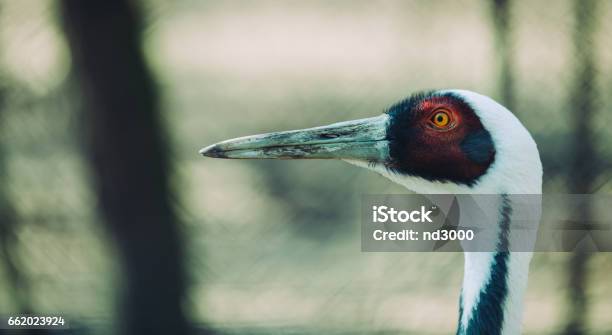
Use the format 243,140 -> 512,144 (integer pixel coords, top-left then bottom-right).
460,130 -> 495,164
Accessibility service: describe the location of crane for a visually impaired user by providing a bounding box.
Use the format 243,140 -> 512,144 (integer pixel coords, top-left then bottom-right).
200,90 -> 542,335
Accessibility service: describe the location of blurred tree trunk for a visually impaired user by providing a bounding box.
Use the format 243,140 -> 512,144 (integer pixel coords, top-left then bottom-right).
0,82 -> 33,317
0,151 -> 29,312
564,0 -> 599,334
489,0 -> 515,112
61,1 -> 191,334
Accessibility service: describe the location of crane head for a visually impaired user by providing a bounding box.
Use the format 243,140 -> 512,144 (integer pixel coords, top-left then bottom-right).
200,90 -> 542,194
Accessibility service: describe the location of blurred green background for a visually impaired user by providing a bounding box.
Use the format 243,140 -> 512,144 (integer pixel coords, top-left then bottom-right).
0,0 -> 611,334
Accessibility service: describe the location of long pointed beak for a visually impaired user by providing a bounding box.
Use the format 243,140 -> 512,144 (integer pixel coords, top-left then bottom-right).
200,115 -> 390,162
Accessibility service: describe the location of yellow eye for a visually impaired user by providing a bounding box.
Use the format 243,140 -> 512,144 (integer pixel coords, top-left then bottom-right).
431,111 -> 450,128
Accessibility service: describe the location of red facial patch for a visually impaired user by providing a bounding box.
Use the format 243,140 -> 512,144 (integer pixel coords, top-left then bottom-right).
385,92 -> 495,186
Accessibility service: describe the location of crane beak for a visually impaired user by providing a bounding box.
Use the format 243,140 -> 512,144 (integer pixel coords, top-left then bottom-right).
200,115 -> 390,163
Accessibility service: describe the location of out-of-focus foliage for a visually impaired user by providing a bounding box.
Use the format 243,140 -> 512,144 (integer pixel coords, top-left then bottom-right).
0,0 -> 611,334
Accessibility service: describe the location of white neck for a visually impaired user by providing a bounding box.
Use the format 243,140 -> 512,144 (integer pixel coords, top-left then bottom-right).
458,254 -> 532,335
456,195 -> 534,335
444,90 -> 541,335
353,161 -> 540,335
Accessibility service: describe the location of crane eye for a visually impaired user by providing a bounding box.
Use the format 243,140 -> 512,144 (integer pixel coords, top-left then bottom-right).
430,110 -> 451,128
